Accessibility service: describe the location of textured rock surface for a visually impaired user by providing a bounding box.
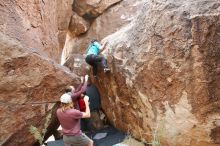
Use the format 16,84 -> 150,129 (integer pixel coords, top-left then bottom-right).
0,33 -> 78,146
69,12 -> 90,36
0,0 -> 73,62
0,0 -> 220,145
98,1 -> 220,145
62,0 -> 142,64
63,53 -> 90,76
65,0 -> 220,145
73,0 -> 122,18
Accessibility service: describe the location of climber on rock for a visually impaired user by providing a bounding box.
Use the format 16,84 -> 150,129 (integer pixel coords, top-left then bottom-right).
56,93 -> 93,146
85,39 -> 110,78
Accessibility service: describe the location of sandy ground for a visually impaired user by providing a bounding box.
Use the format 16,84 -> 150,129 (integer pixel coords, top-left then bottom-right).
119,136 -> 146,146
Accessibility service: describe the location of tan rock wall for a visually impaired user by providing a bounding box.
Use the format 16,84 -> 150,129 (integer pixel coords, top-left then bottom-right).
73,0 -> 122,18
61,0 -> 142,65
68,0 -> 220,145
16,0 -> 217,145
0,0 -> 219,145
0,0 -> 73,62
0,33 -> 78,146
0,0 -> 131,145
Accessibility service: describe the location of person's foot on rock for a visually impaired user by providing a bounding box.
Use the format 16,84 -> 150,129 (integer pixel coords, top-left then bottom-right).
104,67 -> 110,73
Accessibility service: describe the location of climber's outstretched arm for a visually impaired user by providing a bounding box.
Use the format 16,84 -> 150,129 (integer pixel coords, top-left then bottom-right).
71,75 -> 88,100
99,41 -> 108,53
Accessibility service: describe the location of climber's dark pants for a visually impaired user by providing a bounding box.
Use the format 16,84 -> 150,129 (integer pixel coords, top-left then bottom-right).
85,54 -> 108,76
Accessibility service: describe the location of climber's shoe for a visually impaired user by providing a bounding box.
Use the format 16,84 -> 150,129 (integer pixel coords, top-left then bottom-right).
104,67 -> 110,73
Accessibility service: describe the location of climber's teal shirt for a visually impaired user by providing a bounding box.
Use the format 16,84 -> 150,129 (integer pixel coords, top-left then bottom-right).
86,42 -> 101,56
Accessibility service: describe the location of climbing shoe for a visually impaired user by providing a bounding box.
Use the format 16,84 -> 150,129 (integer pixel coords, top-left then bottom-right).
104,67 -> 110,73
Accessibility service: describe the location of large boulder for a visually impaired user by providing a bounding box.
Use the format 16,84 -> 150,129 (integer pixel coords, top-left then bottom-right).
65,0 -> 220,145
73,0 -> 122,18
0,0 -> 74,62
0,33 -> 78,146
95,0 -> 220,145
69,12 -> 90,36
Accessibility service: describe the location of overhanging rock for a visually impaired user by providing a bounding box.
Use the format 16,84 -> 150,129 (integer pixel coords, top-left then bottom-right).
0,33 -> 79,146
